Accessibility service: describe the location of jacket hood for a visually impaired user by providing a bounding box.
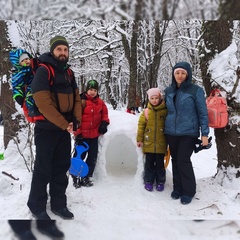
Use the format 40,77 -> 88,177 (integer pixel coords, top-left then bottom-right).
9,48 -> 32,70
147,99 -> 165,111
38,52 -> 57,66
39,52 -> 70,71
81,91 -> 99,100
172,61 -> 192,88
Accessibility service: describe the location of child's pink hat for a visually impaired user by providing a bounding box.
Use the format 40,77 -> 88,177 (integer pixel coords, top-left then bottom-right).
147,88 -> 161,99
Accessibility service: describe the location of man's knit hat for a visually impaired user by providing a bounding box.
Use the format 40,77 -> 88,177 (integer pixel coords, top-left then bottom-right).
86,79 -> 99,91
50,35 -> 69,52
147,88 -> 161,99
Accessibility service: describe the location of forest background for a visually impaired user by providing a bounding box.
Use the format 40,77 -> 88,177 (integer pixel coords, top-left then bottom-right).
0,0 -> 239,239
0,0 -> 239,230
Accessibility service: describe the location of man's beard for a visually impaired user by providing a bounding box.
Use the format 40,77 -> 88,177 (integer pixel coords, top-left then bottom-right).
53,54 -> 69,63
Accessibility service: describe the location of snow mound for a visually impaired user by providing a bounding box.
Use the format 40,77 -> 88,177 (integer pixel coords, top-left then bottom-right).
96,110 -> 144,182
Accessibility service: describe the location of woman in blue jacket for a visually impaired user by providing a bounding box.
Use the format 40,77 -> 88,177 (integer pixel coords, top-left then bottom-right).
164,61 -> 209,205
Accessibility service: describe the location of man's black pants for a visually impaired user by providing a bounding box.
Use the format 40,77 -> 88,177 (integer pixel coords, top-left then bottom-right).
27,127 -> 71,214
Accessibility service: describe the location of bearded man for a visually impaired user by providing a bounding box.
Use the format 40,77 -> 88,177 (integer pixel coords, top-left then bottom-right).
27,35 -> 82,220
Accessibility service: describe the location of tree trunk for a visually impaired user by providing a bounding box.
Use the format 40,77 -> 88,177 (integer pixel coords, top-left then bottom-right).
218,0 -> 240,20
151,21 -> 168,88
103,24 -> 118,110
199,20 -> 240,177
215,126 -> 240,170
199,21 -> 233,95
120,1 -> 144,110
127,21 -> 138,110
0,20 -> 21,149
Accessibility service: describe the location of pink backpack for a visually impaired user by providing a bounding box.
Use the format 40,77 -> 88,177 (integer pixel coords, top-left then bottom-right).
144,107 -> 149,120
206,89 -> 228,128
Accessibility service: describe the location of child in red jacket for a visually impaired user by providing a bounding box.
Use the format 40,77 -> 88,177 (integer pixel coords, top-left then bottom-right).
72,79 -> 110,187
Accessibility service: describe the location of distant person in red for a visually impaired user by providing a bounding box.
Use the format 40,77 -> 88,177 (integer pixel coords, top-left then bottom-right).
126,107 -> 136,114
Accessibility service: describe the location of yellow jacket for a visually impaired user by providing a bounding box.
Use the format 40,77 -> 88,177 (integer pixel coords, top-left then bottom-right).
137,101 -> 167,154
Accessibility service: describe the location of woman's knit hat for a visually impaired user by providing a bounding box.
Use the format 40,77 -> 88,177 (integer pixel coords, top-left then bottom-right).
50,35 -> 69,52
173,67 -> 188,76
86,79 -> 99,91
147,88 -> 161,99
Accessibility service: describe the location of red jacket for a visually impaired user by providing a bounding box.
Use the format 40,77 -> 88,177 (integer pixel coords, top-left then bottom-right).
75,92 -> 109,138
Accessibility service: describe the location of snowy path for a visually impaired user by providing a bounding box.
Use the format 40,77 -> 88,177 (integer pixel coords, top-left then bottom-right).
0,219 -> 239,240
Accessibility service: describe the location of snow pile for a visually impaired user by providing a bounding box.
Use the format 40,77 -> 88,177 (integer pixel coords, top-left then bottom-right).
96,108 -> 143,181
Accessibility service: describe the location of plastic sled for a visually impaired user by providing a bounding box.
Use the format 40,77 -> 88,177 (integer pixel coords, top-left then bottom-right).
69,142 -> 89,177
164,147 -> 170,169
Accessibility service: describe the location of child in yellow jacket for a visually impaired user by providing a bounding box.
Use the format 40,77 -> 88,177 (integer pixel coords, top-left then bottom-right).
136,88 -> 167,191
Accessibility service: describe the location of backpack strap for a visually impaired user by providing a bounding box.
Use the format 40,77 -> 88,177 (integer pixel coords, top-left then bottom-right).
40,63 -> 61,113
30,58 -> 55,84
66,68 -> 77,130
144,108 -> 149,121
39,63 -> 55,84
66,68 -> 73,81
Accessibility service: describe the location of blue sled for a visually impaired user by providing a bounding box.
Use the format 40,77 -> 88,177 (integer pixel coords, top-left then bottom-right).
69,142 -> 89,177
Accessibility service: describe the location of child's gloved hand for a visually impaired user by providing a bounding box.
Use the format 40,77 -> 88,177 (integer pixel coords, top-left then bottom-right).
98,121 -> 109,135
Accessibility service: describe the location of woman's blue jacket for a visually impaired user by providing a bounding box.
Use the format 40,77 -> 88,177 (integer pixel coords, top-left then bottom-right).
164,62 -> 209,138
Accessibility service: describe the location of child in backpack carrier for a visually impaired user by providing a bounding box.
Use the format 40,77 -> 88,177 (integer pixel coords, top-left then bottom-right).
136,88 -> 168,192
9,49 -> 39,117
71,79 -> 110,188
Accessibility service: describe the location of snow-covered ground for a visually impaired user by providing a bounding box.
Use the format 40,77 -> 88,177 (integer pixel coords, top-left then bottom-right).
0,108 -> 240,239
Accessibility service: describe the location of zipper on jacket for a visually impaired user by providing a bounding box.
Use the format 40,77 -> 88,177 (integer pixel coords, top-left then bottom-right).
174,91 -> 180,135
154,110 -> 157,153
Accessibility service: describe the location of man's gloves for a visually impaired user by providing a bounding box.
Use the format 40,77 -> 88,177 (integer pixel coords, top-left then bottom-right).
98,121 -> 109,135
75,133 -> 84,146
194,136 -> 212,153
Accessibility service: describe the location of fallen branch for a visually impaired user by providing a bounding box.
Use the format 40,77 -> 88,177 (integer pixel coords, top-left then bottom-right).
230,66 -> 240,98
197,204 -> 220,211
196,203 -> 223,215
2,171 -> 19,181
213,221 -> 240,229
235,193 -> 240,199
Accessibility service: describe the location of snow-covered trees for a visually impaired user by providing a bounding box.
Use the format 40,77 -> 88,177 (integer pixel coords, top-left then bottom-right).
1,19 -> 240,176
0,0 -> 219,21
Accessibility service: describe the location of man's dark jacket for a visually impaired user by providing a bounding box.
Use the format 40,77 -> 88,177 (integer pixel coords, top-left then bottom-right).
31,52 -> 82,130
